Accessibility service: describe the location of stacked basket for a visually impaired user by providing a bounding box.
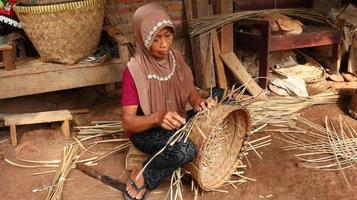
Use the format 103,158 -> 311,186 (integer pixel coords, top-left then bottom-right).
14,0 -> 105,64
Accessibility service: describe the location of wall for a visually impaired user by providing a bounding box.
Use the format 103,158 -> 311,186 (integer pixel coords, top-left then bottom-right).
105,0 -> 345,63
313,0 -> 342,12
105,0 -> 189,58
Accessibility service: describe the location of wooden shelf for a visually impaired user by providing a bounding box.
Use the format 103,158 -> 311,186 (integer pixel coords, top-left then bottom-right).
0,58 -> 125,99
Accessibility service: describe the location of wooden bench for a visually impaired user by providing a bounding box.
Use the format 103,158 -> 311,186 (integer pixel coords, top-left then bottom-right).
0,110 -> 73,146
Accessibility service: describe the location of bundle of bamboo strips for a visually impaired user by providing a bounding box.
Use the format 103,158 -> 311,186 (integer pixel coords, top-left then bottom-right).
188,8 -> 326,39
5,121 -> 131,199
46,144 -> 80,200
165,168 -> 185,200
241,91 -> 339,128
74,121 -> 125,139
276,116 -> 357,188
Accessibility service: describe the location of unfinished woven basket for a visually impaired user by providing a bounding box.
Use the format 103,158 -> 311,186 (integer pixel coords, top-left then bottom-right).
14,0 -> 105,64
348,88 -> 357,119
185,105 -> 250,191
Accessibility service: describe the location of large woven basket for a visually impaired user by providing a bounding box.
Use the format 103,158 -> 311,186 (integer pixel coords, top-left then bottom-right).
14,0 -> 105,64
16,0 -> 77,6
185,105 -> 250,191
348,88 -> 357,119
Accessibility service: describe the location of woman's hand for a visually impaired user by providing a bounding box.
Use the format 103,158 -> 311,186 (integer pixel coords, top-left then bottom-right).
194,97 -> 217,112
157,111 -> 186,130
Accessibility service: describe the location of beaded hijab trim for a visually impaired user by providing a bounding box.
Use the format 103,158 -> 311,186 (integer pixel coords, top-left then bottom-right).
146,50 -> 176,81
144,19 -> 173,48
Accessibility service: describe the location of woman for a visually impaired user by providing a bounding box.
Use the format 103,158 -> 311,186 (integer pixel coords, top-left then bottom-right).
121,3 -> 216,200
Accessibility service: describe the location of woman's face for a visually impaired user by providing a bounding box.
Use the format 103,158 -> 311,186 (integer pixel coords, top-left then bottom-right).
149,27 -> 174,60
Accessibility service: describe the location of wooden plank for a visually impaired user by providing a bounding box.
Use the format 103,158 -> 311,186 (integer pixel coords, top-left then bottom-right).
186,0 -> 215,89
0,58 -> 123,79
236,28 -> 340,52
270,31 -> 340,52
215,0 -> 233,54
220,52 -> 267,98
0,60 -> 125,99
4,110 -> 73,126
10,124 -> 17,146
69,109 -> 90,115
215,0 -> 234,87
211,30 -> 228,89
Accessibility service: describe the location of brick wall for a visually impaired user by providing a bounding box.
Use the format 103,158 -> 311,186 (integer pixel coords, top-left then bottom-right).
105,0 -> 189,58
107,0 -> 184,34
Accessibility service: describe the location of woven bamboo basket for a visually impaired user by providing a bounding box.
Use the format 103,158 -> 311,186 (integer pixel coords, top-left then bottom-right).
14,0 -> 105,64
16,0 -> 77,6
271,50 -> 326,83
185,105 -> 250,191
348,88 -> 357,119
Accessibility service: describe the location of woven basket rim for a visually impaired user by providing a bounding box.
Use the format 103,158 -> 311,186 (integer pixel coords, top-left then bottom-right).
14,0 -> 101,14
187,105 -> 250,191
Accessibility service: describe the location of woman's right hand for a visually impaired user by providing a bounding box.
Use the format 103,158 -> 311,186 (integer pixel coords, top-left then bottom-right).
157,111 -> 186,130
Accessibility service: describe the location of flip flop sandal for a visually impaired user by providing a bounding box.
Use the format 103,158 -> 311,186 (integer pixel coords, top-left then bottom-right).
123,178 -> 148,200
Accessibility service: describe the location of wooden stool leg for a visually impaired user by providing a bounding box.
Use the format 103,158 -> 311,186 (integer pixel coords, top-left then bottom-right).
61,120 -> 71,139
10,124 -> 17,146
3,49 -> 15,71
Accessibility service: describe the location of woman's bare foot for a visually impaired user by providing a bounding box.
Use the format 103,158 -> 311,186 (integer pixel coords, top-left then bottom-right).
126,167 -> 146,199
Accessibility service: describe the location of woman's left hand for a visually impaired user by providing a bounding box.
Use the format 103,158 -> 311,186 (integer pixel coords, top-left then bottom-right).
194,97 -> 217,112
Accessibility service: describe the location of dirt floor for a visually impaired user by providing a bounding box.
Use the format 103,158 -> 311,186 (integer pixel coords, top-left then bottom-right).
0,81 -> 356,200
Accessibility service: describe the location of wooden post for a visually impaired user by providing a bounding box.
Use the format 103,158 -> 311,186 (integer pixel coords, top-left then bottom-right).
115,35 -> 131,62
0,45 -> 15,71
185,0 -> 215,89
61,119 -> 71,139
214,0 -> 234,87
214,0 -> 233,54
10,124 -> 17,146
212,30 -> 228,89
331,19 -> 344,75
259,21 -> 271,89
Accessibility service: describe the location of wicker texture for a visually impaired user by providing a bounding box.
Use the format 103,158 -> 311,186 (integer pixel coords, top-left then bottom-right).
14,0 -> 105,64
270,50 -> 326,83
185,105 -> 250,191
348,89 -> 357,119
16,0 -> 77,6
